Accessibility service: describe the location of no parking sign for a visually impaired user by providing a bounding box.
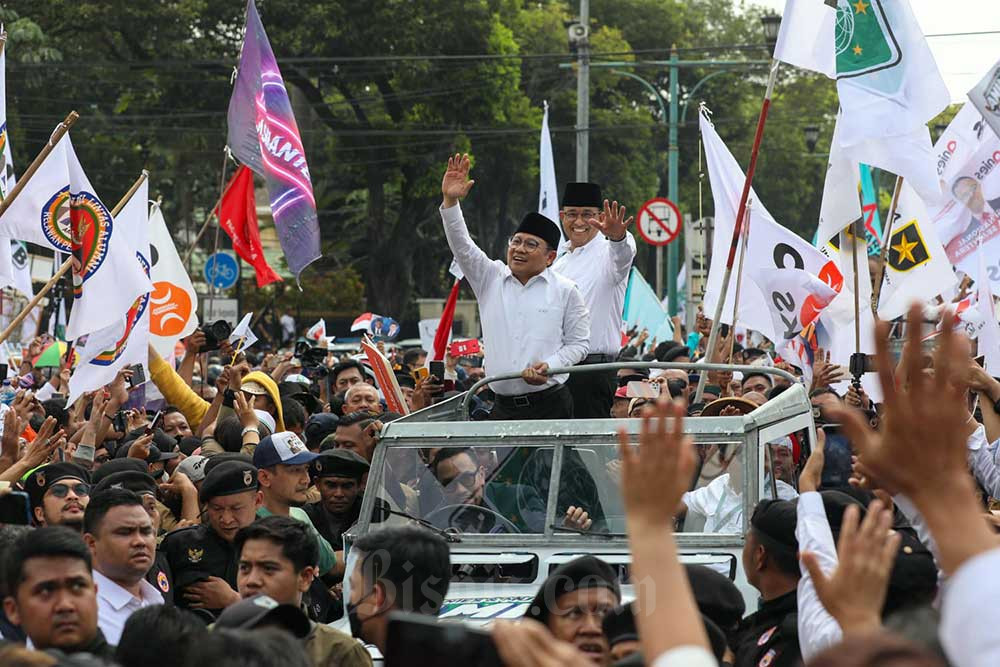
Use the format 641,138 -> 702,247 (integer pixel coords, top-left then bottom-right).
637,197 -> 681,246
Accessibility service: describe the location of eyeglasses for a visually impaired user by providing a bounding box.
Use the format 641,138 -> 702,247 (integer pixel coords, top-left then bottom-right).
507,236 -> 545,252
561,210 -> 600,221
48,482 -> 91,499
442,471 -> 478,490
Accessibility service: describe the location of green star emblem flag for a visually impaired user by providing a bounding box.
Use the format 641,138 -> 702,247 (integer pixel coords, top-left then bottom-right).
835,0 -> 901,78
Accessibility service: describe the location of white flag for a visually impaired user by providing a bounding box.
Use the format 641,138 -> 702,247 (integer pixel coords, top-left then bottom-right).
0,46 -> 27,295
877,182 -> 957,319
538,101 -> 561,241
968,56 -> 1000,141
229,312 -> 258,352
978,243 -> 1000,375
773,0 -> 836,78
748,268 -> 838,342
700,109 -> 844,342
148,203 -> 199,356
68,180 -> 151,405
0,45 -> 14,198
306,318 -> 326,342
816,113 -> 863,246
0,134 -> 152,339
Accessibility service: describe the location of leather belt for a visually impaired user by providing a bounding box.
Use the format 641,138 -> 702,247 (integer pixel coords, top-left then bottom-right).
494,383 -> 566,409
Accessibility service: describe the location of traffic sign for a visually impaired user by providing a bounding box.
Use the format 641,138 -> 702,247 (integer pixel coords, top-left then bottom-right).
204,252 -> 240,290
637,197 -> 681,246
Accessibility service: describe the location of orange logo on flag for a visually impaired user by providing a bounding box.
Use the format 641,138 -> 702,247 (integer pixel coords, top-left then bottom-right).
149,281 -> 192,336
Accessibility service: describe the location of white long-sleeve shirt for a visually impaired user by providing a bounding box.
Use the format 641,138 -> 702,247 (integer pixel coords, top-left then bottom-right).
651,646 -> 718,667
941,547 -> 1000,667
795,491 -> 842,662
441,203 -> 590,396
93,569 -> 163,645
966,424 -> 1000,499
552,232 -> 636,355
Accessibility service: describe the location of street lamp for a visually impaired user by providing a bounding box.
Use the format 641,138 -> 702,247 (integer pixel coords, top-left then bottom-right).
804,125 -> 821,153
761,14 -> 782,52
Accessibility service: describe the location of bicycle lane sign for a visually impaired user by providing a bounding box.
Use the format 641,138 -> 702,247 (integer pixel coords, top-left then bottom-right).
204,252 -> 240,290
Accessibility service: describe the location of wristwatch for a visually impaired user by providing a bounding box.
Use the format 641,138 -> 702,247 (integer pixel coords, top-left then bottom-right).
241,426 -> 259,437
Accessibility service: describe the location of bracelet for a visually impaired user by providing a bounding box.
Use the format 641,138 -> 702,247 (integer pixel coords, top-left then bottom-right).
241,426 -> 259,437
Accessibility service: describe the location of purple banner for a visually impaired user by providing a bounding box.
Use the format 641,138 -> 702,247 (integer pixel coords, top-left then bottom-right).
227,0 -> 320,280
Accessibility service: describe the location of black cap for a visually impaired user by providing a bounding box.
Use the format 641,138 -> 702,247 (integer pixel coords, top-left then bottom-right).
561,182 -> 602,208
93,470 -> 158,497
202,453 -> 254,477
684,564 -> 745,634
91,458 -> 148,487
514,212 -> 561,251
177,436 -> 203,456
525,555 -> 621,622
602,603 -> 637,647
394,372 -> 416,390
279,381 -> 320,414
749,499 -> 798,554
199,461 -> 258,503
24,462 -> 91,509
214,594 -> 311,639
304,413 -> 340,450
310,449 -> 370,480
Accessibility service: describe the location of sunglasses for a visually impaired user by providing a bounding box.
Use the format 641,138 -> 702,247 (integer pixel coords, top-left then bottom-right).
48,482 -> 90,499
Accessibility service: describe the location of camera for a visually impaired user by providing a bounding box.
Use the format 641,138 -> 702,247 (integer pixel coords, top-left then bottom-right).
200,319 -> 233,352
294,341 -> 328,379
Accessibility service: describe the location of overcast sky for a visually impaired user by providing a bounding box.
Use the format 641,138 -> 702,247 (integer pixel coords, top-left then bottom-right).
752,0 -> 1000,101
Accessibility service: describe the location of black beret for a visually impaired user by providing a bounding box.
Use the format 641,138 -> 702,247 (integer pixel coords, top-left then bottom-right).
304,414 -> 339,450
93,470 -> 158,497
703,614 -> 728,664
684,564 -> 745,633
514,212 -> 561,252
819,490 -> 867,536
122,427 -> 176,453
177,436 -> 203,456
203,453 -> 254,477
310,449 -> 370,480
524,555 -> 621,622
750,499 -> 798,554
91,458 -> 148,487
602,603 -> 637,646
562,182 -> 602,208
24,462 -> 91,509
199,461 -> 258,503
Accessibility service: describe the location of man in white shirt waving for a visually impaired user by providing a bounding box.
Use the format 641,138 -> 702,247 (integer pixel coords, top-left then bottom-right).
440,153 -> 590,420
552,183 -> 636,418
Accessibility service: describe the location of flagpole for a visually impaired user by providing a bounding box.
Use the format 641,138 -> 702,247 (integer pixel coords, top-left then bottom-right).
207,149 -> 231,303
871,175 -> 904,313
0,169 -> 148,346
0,111 -> 79,220
727,202 -> 752,363
694,60 -> 780,404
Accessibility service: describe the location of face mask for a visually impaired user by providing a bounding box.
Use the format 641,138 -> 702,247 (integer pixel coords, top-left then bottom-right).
346,588 -> 376,639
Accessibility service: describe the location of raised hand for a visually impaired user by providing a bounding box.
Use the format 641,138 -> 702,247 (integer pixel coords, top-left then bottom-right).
800,500 -> 900,637
441,153 -> 475,207
492,620 -> 592,667
521,362 -> 550,386
563,506 -> 592,531
798,428 -> 826,493
588,199 -> 633,241
233,391 -> 259,430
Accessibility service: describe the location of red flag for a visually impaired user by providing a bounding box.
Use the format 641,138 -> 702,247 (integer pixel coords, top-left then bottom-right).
215,165 -> 282,287
433,279 -> 460,361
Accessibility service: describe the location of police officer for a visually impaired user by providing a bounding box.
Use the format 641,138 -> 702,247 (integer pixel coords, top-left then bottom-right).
552,183 -> 636,418
160,460 -> 261,618
303,448 -> 369,548
733,499 -> 801,667
24,462 -> 91,531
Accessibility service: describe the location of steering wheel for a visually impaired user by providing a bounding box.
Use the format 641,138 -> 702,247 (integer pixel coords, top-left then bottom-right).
424,504 -> 522,534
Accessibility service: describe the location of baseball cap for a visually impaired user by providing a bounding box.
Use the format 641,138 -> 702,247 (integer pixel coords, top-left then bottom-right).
175,455 -> 208,483
304,413 -> 339,450
215,595 -> 310,638
255,410 -> 276,435
252,432 -> 317,468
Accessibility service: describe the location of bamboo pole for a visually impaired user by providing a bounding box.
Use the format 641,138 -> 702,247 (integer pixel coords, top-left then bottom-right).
0,111 -> 79,219
871,175 -> 904,313
0,169 -> 148,345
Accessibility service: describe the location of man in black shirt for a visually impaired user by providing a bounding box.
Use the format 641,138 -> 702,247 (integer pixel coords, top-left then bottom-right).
304,448 -> 369,549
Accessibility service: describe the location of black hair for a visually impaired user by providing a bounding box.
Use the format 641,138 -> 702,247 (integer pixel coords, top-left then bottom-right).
215,415 -> 245,453
116,604 -> 208,667
352,525 -> 451,615
429,447 -> 478,476
5,526 -> 92,594
767,384 -> 790,401
281,397 -> 306,431
41,399 -> 69,429
189,628 -> 310,667
809,387 -> 840,399
741,371 -> 773,388
331,360 -> 366,385
234,515 -> 319,572
402,348 -> 427,368
337,411 -> 380,429
653,340 -> 681,362
163,406 -> 183,417
83,488 -> 143,535
0,525 -> 33,596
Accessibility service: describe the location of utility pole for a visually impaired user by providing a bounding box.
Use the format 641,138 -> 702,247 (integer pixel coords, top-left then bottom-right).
574,0 -> 590,181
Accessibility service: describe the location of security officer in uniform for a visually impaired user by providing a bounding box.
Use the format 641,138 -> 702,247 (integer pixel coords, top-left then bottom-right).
303,448 -> 369,548
552,183 -> 636,418
160,460 -> 261,619
733,499 -> 801,667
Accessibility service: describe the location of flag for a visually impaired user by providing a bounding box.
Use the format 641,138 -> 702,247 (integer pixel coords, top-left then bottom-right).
306,318 -> 325,342
148,203 -> 199,357
68,179 -> 152,405
229,312 -> 259,352
0,46 -> 28,296
227,0 -> 320,280
0,134 -> 151,339
433,280 -> 460,361
361,337 -> 408,415
978,242 -> 1000,374
351,312 -> 373,333
622,268 -> 674,343
0,43 -> 13,198
876,182 -> 957,319
816,114 -> 862,247
538,101 -> 561,242
700,109 -> 843,342
216,165 -> 282,287
772,0 -> 836,77
748,268 -> 838,342
859,164 -> 883,255
968,56 -> 1000,141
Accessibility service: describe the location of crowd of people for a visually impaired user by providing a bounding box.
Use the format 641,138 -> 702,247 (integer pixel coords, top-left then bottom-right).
0,154 -> 996,667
